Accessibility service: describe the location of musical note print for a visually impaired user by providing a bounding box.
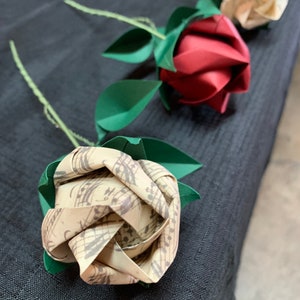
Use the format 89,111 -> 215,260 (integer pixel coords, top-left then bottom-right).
42,146 -> 180,284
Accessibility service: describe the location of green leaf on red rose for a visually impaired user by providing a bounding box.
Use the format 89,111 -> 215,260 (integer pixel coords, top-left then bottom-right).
165,7 -> 199,34
154,25 -> 182,71
154,5 -> 219,71
102,28 -> 154,63
195,0 -> 221,16
95,80 -> 161,141
158,81 -> 174,111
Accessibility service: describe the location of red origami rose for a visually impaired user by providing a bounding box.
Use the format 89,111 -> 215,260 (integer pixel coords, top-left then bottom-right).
159,15 -> 251,113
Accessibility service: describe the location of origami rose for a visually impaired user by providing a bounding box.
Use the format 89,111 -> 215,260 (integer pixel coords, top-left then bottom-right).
159,15 -> 250,113
42,146 -> 180,285
220,0 -> 288,30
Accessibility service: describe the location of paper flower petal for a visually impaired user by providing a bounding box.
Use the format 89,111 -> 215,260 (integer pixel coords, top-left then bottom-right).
220,0 -> 289,29
41,146 -> 181,284
159,15 -> 250,113
39,137 -> 202,278
154,4 -> 219,71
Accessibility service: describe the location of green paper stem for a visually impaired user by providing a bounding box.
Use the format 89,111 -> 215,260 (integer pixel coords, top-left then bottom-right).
64,0 -> 166,40
9,40 -> 94,148
133,17 -> 157,30
69,130 -> 94,147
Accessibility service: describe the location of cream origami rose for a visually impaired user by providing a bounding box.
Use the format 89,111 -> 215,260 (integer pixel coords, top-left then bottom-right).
220,0 -> 288,29
41,146 -> 180,285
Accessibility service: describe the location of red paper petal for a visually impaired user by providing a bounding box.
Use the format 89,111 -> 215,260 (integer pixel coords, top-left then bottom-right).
175,35 -> 249,74
205,90 -> 230,113
180,90 -> 230,113
159,14 -> 251,113
161,68 -> 231,102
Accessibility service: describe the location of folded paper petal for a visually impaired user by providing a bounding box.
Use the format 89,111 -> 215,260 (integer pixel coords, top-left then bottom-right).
220,0 -> 289,29
159,15 -> 250,113
42,146 -> 180,284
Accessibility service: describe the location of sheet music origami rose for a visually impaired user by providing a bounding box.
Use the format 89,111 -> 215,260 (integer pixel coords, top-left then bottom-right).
10,36 -> 202,285
159,15 -> 250,113
220,0 -> 288,29
41,146 -> 181,284
10,23 -> 202,287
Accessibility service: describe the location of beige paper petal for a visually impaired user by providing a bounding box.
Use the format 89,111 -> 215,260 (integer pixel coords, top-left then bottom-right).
81,260 -> 138,285
42,206 -> 111,262
42,147 -> 181,284
69,218 -> 124,273
220,0 -> 288,29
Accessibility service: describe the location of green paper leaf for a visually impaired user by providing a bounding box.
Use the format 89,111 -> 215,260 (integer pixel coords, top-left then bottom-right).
102,28 -> 154,63
38,157 -> 63,216
96,124 -> 108,145
103,137 -> 202,206
102,136 -> 202,179
178,181 -> 200,208
165,7 -> 199,34
141,138 -> 202,179
43,251 -> 71,274
195,0 -> 221,16
154,7 -> 198,71
95,80 -> 161,139
158,82 -> 173,111
154,3 -> 220,71
154,25 -> 183,72
102,136 -> 147,160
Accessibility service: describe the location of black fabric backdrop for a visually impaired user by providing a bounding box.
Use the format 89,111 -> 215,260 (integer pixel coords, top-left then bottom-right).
1,1 -> 299,299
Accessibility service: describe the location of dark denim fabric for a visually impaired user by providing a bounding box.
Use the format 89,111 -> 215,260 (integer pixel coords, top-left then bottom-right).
1,0 -> 299,299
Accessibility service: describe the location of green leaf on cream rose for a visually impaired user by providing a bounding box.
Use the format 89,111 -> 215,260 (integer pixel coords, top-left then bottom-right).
102,136 -> 202,180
